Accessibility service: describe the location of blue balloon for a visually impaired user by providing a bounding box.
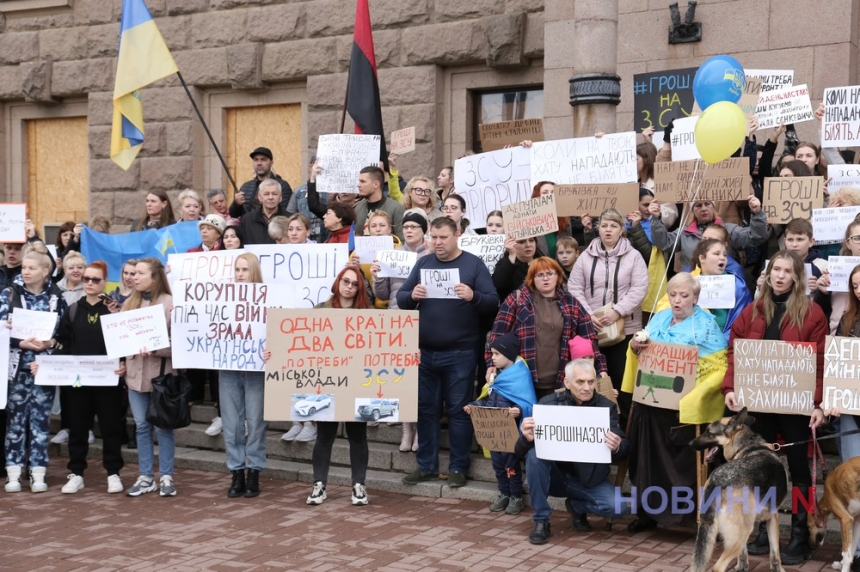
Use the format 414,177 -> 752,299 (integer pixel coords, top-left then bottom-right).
693,55 -> 745,111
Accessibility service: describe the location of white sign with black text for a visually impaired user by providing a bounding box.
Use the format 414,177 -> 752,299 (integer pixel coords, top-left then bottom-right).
533,404 -> 611,464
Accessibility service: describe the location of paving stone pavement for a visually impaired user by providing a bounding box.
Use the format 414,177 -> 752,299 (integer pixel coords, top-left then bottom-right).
0,461 -> 846,571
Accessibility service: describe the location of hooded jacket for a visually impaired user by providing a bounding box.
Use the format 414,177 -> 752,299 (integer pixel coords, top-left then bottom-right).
568,237 -> 648,335
0,274 -> 67,370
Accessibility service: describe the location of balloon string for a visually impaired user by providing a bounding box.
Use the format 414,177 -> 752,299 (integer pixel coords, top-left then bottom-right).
648,158 -> 709,318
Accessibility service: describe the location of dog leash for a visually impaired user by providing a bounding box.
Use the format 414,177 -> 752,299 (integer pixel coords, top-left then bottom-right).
770,427 -> 860,452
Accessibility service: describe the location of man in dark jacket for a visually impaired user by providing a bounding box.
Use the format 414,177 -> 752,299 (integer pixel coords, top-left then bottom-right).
229,146 -> 293,218
517,358 -> 629,545
238,179 -> 289,245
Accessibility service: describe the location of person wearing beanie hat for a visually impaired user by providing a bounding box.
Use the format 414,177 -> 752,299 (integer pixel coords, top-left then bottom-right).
188,214 -> 225,253
401,210 -> 428,234
465,331 -> 535,517
567,336 -> 594,360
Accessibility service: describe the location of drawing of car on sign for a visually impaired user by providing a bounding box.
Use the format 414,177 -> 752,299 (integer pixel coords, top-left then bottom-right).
294,394 -> 332,416
635,370 -> 685,404
357,399 -> 398,421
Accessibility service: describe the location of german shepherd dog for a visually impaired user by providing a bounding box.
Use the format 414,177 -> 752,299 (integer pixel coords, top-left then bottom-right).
809,456 -> 860,572
690,408 -> 788,572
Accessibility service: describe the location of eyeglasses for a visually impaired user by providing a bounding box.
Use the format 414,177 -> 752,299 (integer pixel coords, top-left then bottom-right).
412,188 -> 432,196
535,272 -> 556,280
341,277 -> 360,288
403,224 -> 423,230
441,205 -> 460,211
82,276 -> 103,284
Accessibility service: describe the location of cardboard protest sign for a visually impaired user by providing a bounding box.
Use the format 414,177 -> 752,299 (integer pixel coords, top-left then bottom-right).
745,69 -> 794,93
34,356 -> 119,387
653,158 -> 750,203
376,249 -> 417,278
264,309 -> 419,422
762,177 -> 825,224
353,236 -> 393,265
0,203 -> 26,243
458,234 -> 505,275
421,268 -> 460,299
828,164 -> 860,191
315,134 -> 381,194
10,309 -> 57,341
470,406 -> 519,453
824,256 -> 860,292
245,243 -> 348,308
502,194 -> 559,240
100,305 -> 170,359
596,377 -> 617,405
0,329 -> 8,408
822,86 -> 860,148
733,339 -> 817,414
530,132 -> 637,188
668,115 -> 701,161
633,68 -> 697,132
171,282 -> 292,371
390,126 -> 415,154
479,119 -> 545,152
738,76 -> 763,118
812,206 -> 860,244
167,250 -> 245,291
455,146 -> 531,229
697,274 -> 736,309
533,404 -> 610,464
823,336 -> 860,413
755,84 -> 814,130
633,341 -> 698,410
555,183 -> 640,217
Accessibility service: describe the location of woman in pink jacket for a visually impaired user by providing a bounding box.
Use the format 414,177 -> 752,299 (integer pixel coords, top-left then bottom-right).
568,208 -> 648,420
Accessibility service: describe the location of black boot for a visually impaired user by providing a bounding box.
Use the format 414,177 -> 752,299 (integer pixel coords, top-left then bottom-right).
227,470 -> 246,498
746,521 -> 770,555
781,485 -> 813,565
244,469 -> 260,498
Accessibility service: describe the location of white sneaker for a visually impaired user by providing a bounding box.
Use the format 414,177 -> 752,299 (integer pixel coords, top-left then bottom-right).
30,467 -> 48,493
61,474 -> 84,494
4,465 -> 21,493
281,422 -> 303,441
107,474 -> 123,494
88,430 -> 95,444
295,423 -> 317,442
306,481 -> 326,505
51,429 -> 69,444
351,483 -> 369,506
205,417 -> 222,436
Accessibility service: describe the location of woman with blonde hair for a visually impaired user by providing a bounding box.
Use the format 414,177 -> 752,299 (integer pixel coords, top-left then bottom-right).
176,189 -> 204,222
401,177 -> 443,222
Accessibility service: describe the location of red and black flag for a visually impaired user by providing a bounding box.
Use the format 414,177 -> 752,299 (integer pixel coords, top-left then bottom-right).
346,0 -> 388,165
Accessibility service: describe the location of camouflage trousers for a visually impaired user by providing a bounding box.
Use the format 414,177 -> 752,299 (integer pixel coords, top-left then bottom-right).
5,369 -> 53,468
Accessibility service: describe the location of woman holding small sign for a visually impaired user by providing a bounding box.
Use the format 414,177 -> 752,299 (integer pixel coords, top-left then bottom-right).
1,246 -> 67,493
621,272 -> 728,532
722,251 -> 828,565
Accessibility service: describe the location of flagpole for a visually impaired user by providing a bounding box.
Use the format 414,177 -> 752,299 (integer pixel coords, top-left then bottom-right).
175,71 -> 239,196
339,67 -> 351,134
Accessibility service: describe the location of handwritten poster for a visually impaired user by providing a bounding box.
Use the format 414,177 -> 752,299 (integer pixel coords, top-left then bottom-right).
458,234 -> 505,275
353,236 -> 394,265
167,250 -> 245,291
812,206 -> 860,244
755,84 -> 814,130
376,250 -> 417,279
828,164 -> 860,191
738,75 -> 763,119
633,341 -> 698,410
264,309 -> 419,422
654,158 -> 750,203
697,274 -> 736,309
390,126 -> 415,154
825,256 -> 860,292
745,69 -> 794,93
823,336 -> 860,413
100,305 -> 170,359
470,406 -> 519,453
822,86 -> 860,148
501,194 -> 559,240
315,134 -> 381,194
0,203 -> 26,243
421,268 -> 460,299
478,119 -> 544,152
762,177 -> 825,224
733,339 -> 816,414
533,404 -> 610,464
633,68 -> 697,131
245,243 -> 348,308
10,309 -> 57,341
668,115 -> 701,161
34,356 -> 119,387
454,146 -> 531,229
554,183 -> 640,217
530,132 -> 637,188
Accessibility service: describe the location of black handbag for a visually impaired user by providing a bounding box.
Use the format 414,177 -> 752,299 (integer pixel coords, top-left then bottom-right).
145,358 -> 192,430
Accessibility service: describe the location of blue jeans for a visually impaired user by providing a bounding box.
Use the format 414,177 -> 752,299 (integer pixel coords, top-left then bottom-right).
128,389 -> 175,477
417,348 -> 476,474
525,448 -> 626,522
219,370 -> 267,472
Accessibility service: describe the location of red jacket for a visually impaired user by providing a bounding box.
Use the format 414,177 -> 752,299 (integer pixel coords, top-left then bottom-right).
326,226 -> 351,245
187,240 -> 223,253
721,299 -> 828,405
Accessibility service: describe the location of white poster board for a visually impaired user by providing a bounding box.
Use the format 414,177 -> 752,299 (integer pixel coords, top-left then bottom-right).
822,86 -> 860,148
315,134 -> 381,194
826,256 -> 860,292
812,206 -> 860,244
828,165 -> 860,191
755,84 -> 814,130
245,243 -> 349,308
745,69 -> 794,93
530,132 -> 638,188
0,203 -> 27,243
421,268 -> 459,299
533,404 -> 611,464
454,146 -> 531,230
376,250 -> 417,278
669,116 -> 701,161
34,356 -> 119,386
100,305 -> 170,359
167,250 -> 245,292
458,234 -> 505,275
353,236 -> 393,265
697,274 -> 736,309
10,309 -> 57,341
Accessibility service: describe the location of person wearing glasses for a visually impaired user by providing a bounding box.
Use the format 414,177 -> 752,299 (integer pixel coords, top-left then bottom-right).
488,257 -> 607,400
401,177 -> 443,222
816,215 -> 860,334
441,194 -> 475,235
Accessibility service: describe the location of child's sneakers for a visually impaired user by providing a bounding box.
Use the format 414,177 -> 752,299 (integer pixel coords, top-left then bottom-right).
489,493 -> 510,512
505,496 -> 525,515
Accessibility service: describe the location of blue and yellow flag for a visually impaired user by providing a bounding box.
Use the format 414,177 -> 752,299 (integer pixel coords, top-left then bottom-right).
111,0 -> 179,170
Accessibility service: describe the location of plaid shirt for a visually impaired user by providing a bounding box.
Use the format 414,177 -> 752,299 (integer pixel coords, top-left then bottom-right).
487,284 -> 607,388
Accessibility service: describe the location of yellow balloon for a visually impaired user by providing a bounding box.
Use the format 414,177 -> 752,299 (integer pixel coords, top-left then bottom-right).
694,101 -> 747,164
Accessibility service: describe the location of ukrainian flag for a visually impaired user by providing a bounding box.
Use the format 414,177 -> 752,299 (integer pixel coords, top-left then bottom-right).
110,0 -> 178,170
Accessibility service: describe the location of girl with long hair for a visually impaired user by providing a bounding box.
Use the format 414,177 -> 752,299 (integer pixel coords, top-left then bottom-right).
130,191 -> 176,231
